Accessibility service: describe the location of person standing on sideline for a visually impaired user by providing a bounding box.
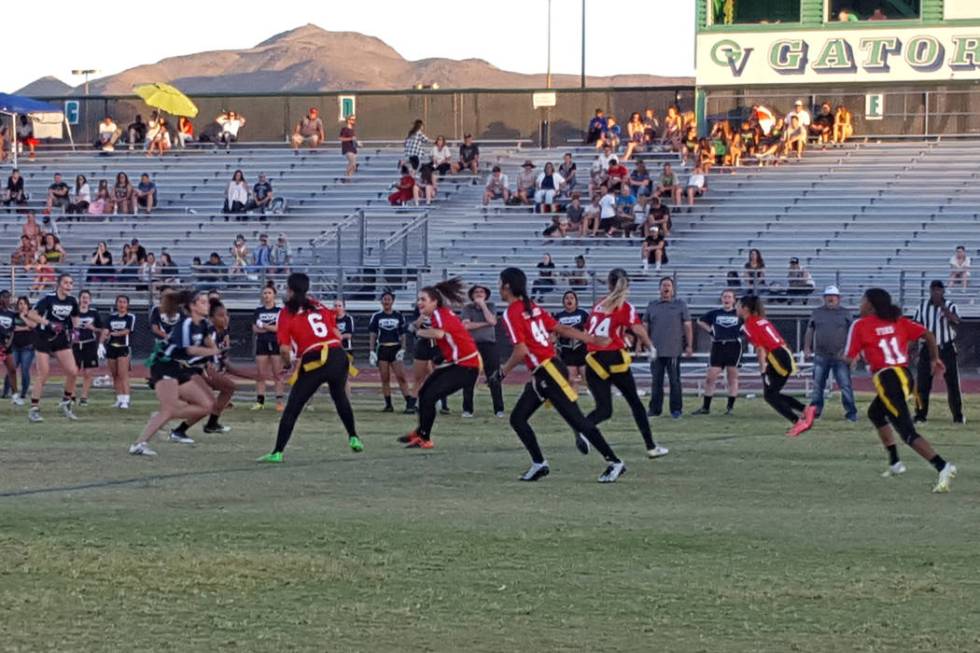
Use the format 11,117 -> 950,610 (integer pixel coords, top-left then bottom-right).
460,285 -> 505,418
691,289 -> 742,416
803,285 -> 858,421
645,277 -> 693,418
339,115 -> 358,178
913,281 -> 964,424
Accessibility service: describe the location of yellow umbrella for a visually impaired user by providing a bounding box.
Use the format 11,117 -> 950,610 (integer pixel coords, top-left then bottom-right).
132,83 -> 198,118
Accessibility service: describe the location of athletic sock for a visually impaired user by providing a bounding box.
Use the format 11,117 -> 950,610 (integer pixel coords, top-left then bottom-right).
727,396 -> 736,410
439,397 -> 449,410
384,394 -> 393,408
702,395 -> 712,410
30,398 -> 39,408
62,392 -> 73,403
175,422 -> 190,434
275,394 -> 284,403
206,414 -> 220,428
256,394 -> 265,405
929,454 -> 947,472
886,444 -> 900,466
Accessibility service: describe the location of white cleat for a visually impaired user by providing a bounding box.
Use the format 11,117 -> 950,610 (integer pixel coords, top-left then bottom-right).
28,408 -> 43,423
11,394 -> 25,406
461,411 -> 474,418
59,400 -> 78,421
881,461 -> 907,478
933,463 -> 957,493
519,461 -> 550,482
647,446 -> 670,459
495,411 -> 506,418
598,460 -> 627,483
129,442 -> 158,457
119,402 -> 130,410
169,430 -> 195,444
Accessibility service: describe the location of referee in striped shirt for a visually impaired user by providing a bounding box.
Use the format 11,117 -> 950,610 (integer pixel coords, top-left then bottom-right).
913,280 -> 964,424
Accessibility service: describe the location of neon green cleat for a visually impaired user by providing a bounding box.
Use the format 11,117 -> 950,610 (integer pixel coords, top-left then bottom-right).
257,452 -> 283,463
348,436 -> 364,453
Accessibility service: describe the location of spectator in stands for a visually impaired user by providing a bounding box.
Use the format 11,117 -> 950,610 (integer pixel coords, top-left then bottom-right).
4,168 -> 27,209
565,254 -> 589,287
783,115 -> 807,161
583,192 -> 601,236
291,108 -> 325,150
67,175 -> 91,216
0,126 -> 7,163
414,163 -> 437,205
270,233 -> 292,274
455,133 -> 479,175
482,166 -> 510,205
403,119 -> 429,170
787,257 -> 816,300
339,115 -> 358,178
176,116 -> 194,148
431,136 -> 453,176
388,165 -> 416,206
130,237 -> 147,262
543,211 -> 569,239
596,144 -> 615,171
16,116 -> 37,161
138,252 -> 159,291
201,252 -> 228,287
135,173 -> 157,214
606,158 -> 629,192
948,245 -> 971,289
810,102 -> 834,148
729,131 -> 744,168
588,157 -> 608,199
216,110 -> 246,146
757,118 -> 786,165
127,114 -> 147,149
599,116 -> 621,151
832,105 -> 853,145
147,118 -> 171,156
685,165 -> 707,208
597,185 -> 617,236
229,234 -> 250,277
252,233 -> 272,271
96,117 -> 121,150
642,225 -> 668,272
586,109 -> 607,146
645,196 -> 671,237
88,241 -> 113,283
738,120 -> 758,158
662,106 -> 683,151
558,152 -> 577,192
516,161 -> 537,205
622,112 -> 645,161
645,277 -> 693,418
697,137 -> 715,174
158,251 -> 178,283
565,193 -> 586,236
40,232 -> 66,265
43,173 -> 70,214
786,100 -> 811,130
113,172 -> 136,214
752,104 -> 776,137
530,253 -> 556,301
251,173 -> 273,215
681,126 -> 699,165
642,109 -> 660,147
743,248 -> 766,293
869,7 -> 887,20
143,112 -> 162,150
614,183 -> 638,235
224,169 -> 249,217
837,8 -> 858,21
10,235 -> 36,269
21,212 -> 42,248
534,162 -> 565,213
655,163 -> 682,205
89,180 -> 111,216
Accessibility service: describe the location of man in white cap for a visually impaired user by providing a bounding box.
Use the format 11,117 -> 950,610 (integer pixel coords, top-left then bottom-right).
786,100 -> 811,129
803,285 -> 858,421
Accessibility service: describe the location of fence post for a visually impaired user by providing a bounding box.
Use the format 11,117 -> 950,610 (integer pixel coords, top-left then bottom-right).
358,210 -> 366,267
899,270 -> 906,308
923,91 -> 930,136
590,271 -> 598,306
401,231 -> 409,267
422,217 -> 429,267
336,266 -> 344,296
335,224 -> 342,266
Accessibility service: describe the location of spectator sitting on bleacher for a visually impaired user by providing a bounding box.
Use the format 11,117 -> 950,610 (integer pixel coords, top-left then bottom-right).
89,180 -> 111,216
597,185 -> 617,236
251,173 -> 273,215
565,193 -> 586,236
67,175 -> 91,216
96,117 -> 121,151
45,174 -> 70,214
606,158 -> 628,192
4,168 -> 27,208
586,109 -> 607,146
743,248 -> 766,293
832,105 -> 853,146
270,233 -> 292,274
655,162 -> 681,205
403,119 -> 429,171
129,237 -> 147,262
389,165 -> 416,206
135,173 -> 157,214
542,211 -> 569,239
40,232 -> 66,265
697,137 -> 715,174
291,108 -> 324,149
558,152 -> 577,192
588,157 -> 608,199
596,144 -> 615,172
224,169 -> 249,217
138,252 -> 159,291
756,118 -> 786,165
786,99 -> 811,130
681,126 -> 698,165
230,234 -> 250,277
144,112 -> 162,149
948,245 -> 971,289
583,193 -> 601,236
629,161 -> 652,203
147,120 -> 171,157
455,133 -> 479,175
751,104 -> 775,137
17,116 -> 37,161
739,121 -> 758,158
565,254 -> 589,287
685,165 -> 707,208
253,233 -> 272,269
810,102 -> 834,148
201,252 -> 228,287
534,162 -> 565,213
530,253 -> 556,301
176,116 -> 194,148
10,235 -> 36,269
482,166 -> 510,205
22,212 -> 42,248
642,225 -> 668,272
786,257 -> 816,300
783,115 -> 807,161
158,252 -> 179,284
127,114 -> 147,150
645,196 -> 671,237
0,126 -> 8,162
643,109 -> 661,146
622,112 -> 645,161
600,116 -> 621,151
216,110 -> 246,146
431,136 -> 453,176
662,106 -> 683,152
88,242 -> 113,282
414,163 -> 437,205
516,161 -> 537,205
114,172 -> 136,214
615,183 -> 640,237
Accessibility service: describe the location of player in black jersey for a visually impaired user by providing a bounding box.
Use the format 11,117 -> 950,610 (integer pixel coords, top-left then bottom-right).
106,295 -> 137,409
334,298 -> 356,398
409,305 -> 449,415
251,284 -> 284,412
27,274 -> 81,422
553,291 -> 590,391
149,285 -> 183,344
368,291 -> 414,413
130,289 -> 221,456
0,290 -> 18,401
692,289 -> 743,416
73,290 -> 104,407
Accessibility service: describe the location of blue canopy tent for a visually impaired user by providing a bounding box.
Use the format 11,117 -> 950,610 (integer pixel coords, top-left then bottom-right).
0,93 -> 75,166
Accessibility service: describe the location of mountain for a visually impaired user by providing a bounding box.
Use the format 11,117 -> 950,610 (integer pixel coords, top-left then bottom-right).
15,76 -> 74,97
18,24 -> 691,96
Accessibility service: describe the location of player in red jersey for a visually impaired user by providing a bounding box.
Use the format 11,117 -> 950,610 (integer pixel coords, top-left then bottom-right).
399,278 -> 481,449
738,295 -> 816,436
496,267 -> 626,483
844,288 -> 956,492
257,273 -> 362,462
584,269 -> 668,459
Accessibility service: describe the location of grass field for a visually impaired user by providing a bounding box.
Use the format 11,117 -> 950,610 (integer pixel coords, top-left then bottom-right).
1,386 -> 978,652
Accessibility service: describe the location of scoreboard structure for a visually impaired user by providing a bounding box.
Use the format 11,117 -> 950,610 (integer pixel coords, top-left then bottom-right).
694,0 -> 980,136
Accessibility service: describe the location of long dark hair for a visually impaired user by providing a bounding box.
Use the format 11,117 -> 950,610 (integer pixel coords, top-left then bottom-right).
739,294 -> 765,317
500,267 -> 531,313
284,272 -> 315,313
161,289 -> 203,315
407,119 -> 424,137
209,296 -> 225,317
421,277 -> 466,307
864,288 -> 902,322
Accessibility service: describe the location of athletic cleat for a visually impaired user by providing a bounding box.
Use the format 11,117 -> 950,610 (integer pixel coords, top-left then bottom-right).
690,407 -> 710,416
59,400 -> 78,421
28,408 -> 43,422
495,411 -> 506,418
250,402 -> 265,411
169,430 -> 195,444
647,446 -> 670,459
276,401 -> 285,413
12,394 -> 25,406
724,408 -> 735,416
397,431 -> 418,444
403,434 -> 426,448
78,398 -> 89,407
802,404 -> 818,427
119,402 -> 130,410
417,439 -> 434,449
598,461 -> 627,483
203,423 -> 231,434
461,411 -> 474,418
520,461 -> 550,482
382,405 -> 394,413
574,433 -> 591,455
881,461 -> 907,478
933,463 -> 957,493
348,435 -> 364,452
913,415 -> 926,424
786,418 -> 812,437
129,442 -> 157,456
439,407 -> 451,415
256,452 -> 283,463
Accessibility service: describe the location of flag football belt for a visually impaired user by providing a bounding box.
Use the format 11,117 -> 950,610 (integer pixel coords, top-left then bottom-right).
288,340 -> 341,385
873,366 -> 912,418
766,346 -> 797,378
433,350 -> 483,373
534,358 -> 578,405
584,349 -> 632,380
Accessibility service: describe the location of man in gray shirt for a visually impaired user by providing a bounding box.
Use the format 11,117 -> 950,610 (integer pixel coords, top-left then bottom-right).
803,285 -> 857,421
460,285 -> 505,417
644,277 -> 693,418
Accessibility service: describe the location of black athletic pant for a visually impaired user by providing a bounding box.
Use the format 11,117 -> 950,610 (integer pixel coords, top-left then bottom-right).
585,350 -> 656,449
763,347 -> 805,424
274,348 -> 357,453
418,364 -> 479,441
510,358 -> 619,464
649,356 -> 683,416
915,343 -> 962,421
462,341 -> 505,414
869,367 -> 921,444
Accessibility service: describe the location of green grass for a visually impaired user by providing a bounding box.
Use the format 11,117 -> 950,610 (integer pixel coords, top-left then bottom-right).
1,389 -> 978,652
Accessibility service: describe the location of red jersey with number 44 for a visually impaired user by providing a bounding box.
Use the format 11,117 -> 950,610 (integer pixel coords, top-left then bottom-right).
742,315 -> 786,351
277,303 -> 341,355
430,306 -> 481,368
845,315 -> 925,373
503,300 -> 558,369
587,300 -> 640,352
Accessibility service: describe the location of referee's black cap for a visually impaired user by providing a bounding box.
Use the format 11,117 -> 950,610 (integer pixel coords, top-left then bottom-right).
929,279 -> 945,290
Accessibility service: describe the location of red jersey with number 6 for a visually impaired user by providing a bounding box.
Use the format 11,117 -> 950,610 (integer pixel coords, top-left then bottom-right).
587,299 -> 640,352
845,315 -> 925,373
430,306 -> 481,368
742,315 -> 786,351
277,302 -> 341,355
503,300 -> 558,369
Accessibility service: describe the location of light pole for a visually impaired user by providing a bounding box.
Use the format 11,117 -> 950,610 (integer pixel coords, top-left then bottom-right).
580,0 -> 586,88
546,0 -> 552,89
71,69 -> 98,96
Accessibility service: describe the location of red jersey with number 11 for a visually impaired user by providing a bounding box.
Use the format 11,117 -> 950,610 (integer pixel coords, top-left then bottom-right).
742,315 -> 786,351
503,300 -> 558,369
587,299 -> 640,352
277,302 -> 341,355
845,315 -> 925,373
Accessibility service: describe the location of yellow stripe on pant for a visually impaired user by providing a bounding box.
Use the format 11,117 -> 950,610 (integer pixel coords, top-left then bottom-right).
288,347 -> 330,386
542,359 -> 578,402
873,366 -> 910,418
766,346 -> 796,377
585,350 -> 633,380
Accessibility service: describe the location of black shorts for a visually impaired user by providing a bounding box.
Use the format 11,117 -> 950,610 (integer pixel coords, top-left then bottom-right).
148,360 -> 194,388
560,346 -> 587,368
255,338 -> 278,356
709,341 -> 742,369
107,345 -> 131,360
414,337 -> 438,362
869,366 -> 915,428
36,329 -> 71,354
377,344 -> 401,363
73,341 -> 100,369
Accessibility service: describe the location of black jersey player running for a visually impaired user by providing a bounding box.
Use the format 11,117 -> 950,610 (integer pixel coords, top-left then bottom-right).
368,291 -> 415,413
73,289 -> 104,407
252,283 -> 285,412
692,289 -> 743,416
28,273 -> 81,422
106,295 -> 136,409
553,290 -> 590,391
497,267 -> 626,483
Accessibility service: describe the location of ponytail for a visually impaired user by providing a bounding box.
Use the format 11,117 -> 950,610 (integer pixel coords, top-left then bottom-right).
601,268 -> 630,312
864,288 -> 902,322
284,272 -> 315,313
421,277 -> 466,307
500,267 -> 532,313
161,288 -> 197,315
209,297 -> 225,317
739,294 -> 765,317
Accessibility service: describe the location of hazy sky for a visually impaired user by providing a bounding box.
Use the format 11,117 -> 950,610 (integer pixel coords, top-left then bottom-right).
6,0 -> 696,91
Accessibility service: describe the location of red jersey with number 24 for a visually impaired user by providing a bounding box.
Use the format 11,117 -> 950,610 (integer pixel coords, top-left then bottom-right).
587,300 -> 640,352
845,315 -> 925,373
742,315 -> 786,351
503,300 -> 558,369
430,306 -> 480,368
277,303 -> 341,355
